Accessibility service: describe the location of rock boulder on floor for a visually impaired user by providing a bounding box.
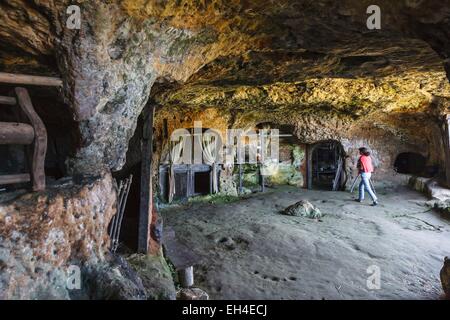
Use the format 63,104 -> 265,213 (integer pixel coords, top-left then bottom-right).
177,287 -> 209,300
281,200 -> 323,219
78,255 -> 147,300
127,253 -> 177,300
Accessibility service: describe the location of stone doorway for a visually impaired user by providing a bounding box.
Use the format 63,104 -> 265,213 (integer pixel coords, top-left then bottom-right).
307,140 -> 345,190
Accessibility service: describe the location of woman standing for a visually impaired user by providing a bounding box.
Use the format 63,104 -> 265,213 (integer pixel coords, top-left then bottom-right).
356,147 -> 378,206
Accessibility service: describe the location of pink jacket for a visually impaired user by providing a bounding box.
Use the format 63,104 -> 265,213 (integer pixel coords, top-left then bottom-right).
359,155 -> 374,173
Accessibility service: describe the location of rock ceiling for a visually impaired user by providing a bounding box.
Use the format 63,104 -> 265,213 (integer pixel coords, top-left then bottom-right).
0,0 -> 449,173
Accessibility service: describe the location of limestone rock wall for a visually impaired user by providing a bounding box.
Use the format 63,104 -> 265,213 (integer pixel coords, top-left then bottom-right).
0,172 -> 116,299
152,103 -> 444,194
1,0 -> 450,176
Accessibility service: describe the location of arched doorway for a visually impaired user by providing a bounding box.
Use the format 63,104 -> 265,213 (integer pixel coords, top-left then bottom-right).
394,152 -> 426,174
307,140 -> 346,190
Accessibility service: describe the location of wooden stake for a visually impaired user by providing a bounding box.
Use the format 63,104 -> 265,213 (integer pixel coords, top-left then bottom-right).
260,164 -> 265,192
15,87 -> 47,191
178,266 -> 194,288
444,115 -> 450,188
138,104 -> 156,254
239,163 -> 243,194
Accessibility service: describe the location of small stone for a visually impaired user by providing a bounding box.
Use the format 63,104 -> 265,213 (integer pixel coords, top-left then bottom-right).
281,200 -> 323,219
177,287 -> 209,300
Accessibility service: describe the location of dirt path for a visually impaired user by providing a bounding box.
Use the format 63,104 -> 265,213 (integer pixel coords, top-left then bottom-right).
162,185 -> 450,300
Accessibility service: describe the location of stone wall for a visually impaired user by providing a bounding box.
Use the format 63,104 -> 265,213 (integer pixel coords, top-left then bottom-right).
0,172 -> 116,299
151,104 -> 443,197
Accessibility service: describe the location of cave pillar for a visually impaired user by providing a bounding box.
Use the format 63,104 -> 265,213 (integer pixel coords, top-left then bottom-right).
138,104 -> 158,254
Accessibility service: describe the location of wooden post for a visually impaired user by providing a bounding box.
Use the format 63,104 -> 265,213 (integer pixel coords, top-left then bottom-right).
260,164 -> 265,192
209,166 -> 213,194
138,104 -> 155,254
306,145 -> 311,189
239,163 -> 243,194
259,131 -> 265,193
15,87 -> 47,191
178,266 -> 194,288
443,115 -> 450,188
0,72 -> 62,87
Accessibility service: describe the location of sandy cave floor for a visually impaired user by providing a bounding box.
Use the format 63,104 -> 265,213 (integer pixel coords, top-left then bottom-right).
161,185 -> 450,300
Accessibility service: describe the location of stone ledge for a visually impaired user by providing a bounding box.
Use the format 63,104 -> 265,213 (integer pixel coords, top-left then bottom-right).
409,176 -> 450,215
0,172 -> 116,299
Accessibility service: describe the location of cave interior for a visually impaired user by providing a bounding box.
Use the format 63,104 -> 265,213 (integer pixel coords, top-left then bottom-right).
0,0 -> 449,300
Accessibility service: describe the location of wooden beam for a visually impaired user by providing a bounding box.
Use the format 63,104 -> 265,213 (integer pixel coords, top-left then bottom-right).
138,104 -> 155,254
0,72 -> 62,87
260,165 -> 265,192
0,174 -> 31,185
15,87 -> 47,191
0,96 -> 16,105
443,114 -> 450,188
0,122 -> 35,145
239,163 -> 243,194
178,266 -> 194,288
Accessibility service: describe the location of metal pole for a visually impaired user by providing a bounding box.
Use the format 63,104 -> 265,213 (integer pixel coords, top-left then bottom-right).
349,173 -> 360,193
369,178 -> 377,196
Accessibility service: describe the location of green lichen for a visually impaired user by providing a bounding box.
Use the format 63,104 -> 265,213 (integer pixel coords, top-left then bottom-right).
126,253 -> 177,300
188,193 -> 240,204
167,29 -> 218,57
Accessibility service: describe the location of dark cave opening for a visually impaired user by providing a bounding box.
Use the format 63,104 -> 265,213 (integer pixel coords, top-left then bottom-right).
193,171 -> 211,196
309,140 -> 345,190
174,170 -> 189,200
113,162 -> 141,253
394,152 -> 426,175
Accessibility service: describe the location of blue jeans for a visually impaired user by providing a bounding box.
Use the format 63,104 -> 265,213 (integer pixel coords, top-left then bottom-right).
359,172 -> 378,202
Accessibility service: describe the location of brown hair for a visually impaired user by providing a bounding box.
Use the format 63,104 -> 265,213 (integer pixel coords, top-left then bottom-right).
359,147 -> 370,156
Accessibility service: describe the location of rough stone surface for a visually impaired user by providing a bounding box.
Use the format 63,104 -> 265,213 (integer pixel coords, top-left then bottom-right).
441,257 -> 450,298
282,200 -> 323,219
77,254 -> 147,300
409,176 -> 450,215
177,287 -> 209,300
1,0 -> 450,301
1,1 -> 450,174
163,185 -> 450,299
126,253 -> 177,300
218,166 -> 238,197
0,172 -> 116,299
266,145 -> 305,187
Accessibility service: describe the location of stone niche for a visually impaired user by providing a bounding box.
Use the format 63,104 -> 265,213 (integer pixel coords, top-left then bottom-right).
262,129 -> 307,189
0,85 -> 79,189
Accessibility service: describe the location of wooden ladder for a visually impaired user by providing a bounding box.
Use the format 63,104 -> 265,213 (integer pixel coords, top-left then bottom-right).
0,87 -> 47,191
